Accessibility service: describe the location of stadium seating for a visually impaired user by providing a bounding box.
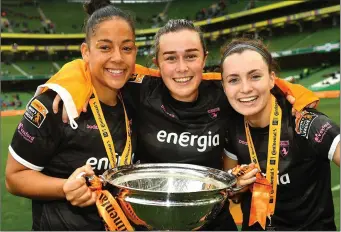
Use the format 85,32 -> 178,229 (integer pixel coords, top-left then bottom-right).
2,0 -> 260,33
0,92 -> 33,110
1,1 -> 339,89
288,27 -> 340,49
2,5 -> 42,33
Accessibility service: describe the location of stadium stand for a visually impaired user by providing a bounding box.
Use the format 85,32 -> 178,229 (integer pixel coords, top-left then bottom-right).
1,0 -> 340,99
2,0 -> 257,32
1,4 -> 42,33
0,92 -> 26,110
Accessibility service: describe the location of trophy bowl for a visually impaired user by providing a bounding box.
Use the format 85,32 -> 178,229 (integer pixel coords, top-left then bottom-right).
100,163 -> 237,231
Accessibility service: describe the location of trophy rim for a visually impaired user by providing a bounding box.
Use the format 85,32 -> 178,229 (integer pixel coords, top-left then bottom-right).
101,163 -> 236,194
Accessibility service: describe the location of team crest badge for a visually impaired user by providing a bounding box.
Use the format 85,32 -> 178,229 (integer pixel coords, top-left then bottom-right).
207,107 -> 220,119
24,99 -> 49,128
280,140 -> 289,157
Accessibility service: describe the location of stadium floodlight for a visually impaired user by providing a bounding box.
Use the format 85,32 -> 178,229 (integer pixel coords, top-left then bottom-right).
68,0 -> 173,3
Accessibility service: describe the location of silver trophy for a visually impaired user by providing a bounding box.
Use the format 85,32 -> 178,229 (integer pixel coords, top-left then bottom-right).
94,163 -> 242,231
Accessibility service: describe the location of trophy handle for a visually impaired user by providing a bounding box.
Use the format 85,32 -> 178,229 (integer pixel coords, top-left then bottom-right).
76,172 -> 106,190
226,164 -> 253,194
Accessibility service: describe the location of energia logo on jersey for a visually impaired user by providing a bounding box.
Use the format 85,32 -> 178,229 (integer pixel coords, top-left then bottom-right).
156,130 -> 219,152
86,157 -> 114,170
86,153 -> 135,170
262,171 -> 291,185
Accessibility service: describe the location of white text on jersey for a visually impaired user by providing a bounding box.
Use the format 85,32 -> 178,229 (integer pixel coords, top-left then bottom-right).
86,153 -> 135,170
156,130 -> 219,152
262,172 -> 291,185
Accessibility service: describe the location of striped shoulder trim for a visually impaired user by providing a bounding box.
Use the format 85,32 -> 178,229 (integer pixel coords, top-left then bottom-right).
328,134 -> 340,161
9,145 -> 44,171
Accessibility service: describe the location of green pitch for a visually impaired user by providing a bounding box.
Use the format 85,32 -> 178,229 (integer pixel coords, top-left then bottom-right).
1,98 -> 340,230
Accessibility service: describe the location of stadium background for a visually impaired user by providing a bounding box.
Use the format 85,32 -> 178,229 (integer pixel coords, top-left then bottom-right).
1,0 -> 340,230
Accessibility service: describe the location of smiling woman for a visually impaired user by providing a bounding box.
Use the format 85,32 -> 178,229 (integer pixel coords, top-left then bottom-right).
152,21 -> 207,102
155,29 -> 206,102
82,2 -> 137,106
5,0 -> 138,230
221,38 -> 340,231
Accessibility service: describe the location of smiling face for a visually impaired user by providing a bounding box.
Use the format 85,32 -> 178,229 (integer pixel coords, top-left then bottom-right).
222,50 -> 275,119
156,29 -> 207,102
81,17 -> 137,95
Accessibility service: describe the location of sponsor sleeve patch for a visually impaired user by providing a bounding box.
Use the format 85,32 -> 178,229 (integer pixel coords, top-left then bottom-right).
294,110 -> 318,138
24,99 -> 49,128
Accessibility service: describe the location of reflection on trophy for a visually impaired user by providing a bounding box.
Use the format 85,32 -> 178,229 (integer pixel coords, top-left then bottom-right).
119,189 -> 152,230
88,163 -> 248,231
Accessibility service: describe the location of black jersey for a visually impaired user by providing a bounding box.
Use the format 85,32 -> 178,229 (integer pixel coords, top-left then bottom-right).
131,77 -> 230,169
224,93 -> 340,231
126,76 -> 237,231
9,90 -> 137,230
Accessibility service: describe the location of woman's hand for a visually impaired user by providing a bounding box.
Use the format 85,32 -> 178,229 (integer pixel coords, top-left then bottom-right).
52,94 -> 88,123
286,95 -> 318,117
63,164 -> 97,207
228,163 -> 259,199
236,163 -> 258,187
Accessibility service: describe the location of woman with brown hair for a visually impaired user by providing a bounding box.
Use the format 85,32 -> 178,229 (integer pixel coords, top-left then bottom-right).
221,38 -> 340,231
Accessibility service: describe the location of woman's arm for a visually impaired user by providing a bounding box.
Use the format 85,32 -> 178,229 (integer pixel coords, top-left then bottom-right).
223,155 -> 238,171
6,154 -> 66,199
40,61 -> 151,123
6,154 -> 97,206
6,91 -> 97,206
40,61 -> 319,122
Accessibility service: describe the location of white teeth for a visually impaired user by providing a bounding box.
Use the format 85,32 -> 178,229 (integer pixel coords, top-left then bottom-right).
239,97 -> 257,102
173,77 -> 192,83
107,69 -> 123,74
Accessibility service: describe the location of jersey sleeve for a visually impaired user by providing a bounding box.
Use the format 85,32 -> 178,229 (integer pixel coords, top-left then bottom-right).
125,63 -> 161,100
295,109 -> 340,161
9,91 -> 63,171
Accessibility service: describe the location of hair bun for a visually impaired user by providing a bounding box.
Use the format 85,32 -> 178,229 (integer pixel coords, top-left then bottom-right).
84,0 -> 111,16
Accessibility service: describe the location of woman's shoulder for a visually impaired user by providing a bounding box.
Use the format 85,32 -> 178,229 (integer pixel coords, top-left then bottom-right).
23,90 -> 64,130
127,75 -> 162,87
137,75 -> 163,97
293,108 -> 334,137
